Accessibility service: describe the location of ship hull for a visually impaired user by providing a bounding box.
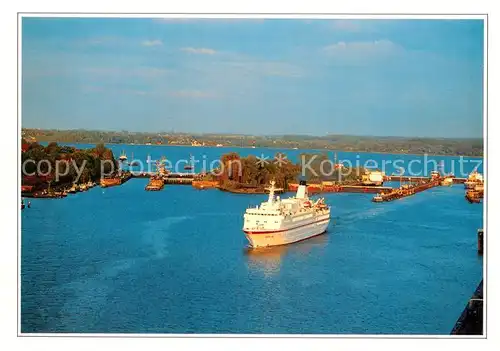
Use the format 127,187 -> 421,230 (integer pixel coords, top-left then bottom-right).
244,217 -> 330,248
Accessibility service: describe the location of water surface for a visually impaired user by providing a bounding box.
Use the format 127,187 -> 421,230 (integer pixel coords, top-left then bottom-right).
21,146 -> 483,334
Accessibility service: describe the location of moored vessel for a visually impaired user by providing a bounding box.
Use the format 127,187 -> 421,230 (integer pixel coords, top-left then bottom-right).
145,176 -> 165,191
119,150 -> 128,162
184,154 -> 194,170
372,193 -> 383,202
464,170 -> 483,189
465,190 -> 482,203
441,176 -> 454,186
243,180 -> 330,248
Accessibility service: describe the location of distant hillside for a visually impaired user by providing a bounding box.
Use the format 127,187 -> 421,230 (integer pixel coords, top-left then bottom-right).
21,128 -> 483,157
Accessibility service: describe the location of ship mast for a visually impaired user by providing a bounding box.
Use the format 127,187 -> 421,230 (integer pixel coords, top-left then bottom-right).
266,180 -> 276,204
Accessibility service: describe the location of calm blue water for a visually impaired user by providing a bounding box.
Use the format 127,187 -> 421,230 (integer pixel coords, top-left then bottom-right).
21,146 -> 484,334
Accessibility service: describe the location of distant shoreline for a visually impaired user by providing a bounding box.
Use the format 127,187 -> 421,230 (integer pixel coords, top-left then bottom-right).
35,140 -> 484,159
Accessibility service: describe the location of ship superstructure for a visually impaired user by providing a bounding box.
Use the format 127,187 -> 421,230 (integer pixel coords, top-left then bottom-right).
243,180 -> 330,248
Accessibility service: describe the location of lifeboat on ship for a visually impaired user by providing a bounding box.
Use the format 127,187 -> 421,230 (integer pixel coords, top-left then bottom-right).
316,202 -> 327,209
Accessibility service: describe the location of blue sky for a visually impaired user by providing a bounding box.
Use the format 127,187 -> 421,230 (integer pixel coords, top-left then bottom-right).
22,18 -> 484,137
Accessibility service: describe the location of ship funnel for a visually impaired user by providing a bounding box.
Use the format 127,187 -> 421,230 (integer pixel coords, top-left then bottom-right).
296,180 -> 308,199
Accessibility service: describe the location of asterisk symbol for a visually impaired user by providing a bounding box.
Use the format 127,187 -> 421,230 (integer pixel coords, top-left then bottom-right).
256,153 -> 270,167
274,153 -> 288,167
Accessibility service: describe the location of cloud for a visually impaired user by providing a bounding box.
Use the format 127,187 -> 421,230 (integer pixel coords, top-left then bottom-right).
84,66 -> 172,78
225,61 -> 303,78
323,40 -> 402,60
168,90 -> 219,98
121,89 -> 150,96
142,39 -> 163,47
330,20 -> 363,32
133,67 -> 173,77
82,87 -> 218,99
152,18 -> 265,24
180,47 -> 217,55
85,37 -> 120,45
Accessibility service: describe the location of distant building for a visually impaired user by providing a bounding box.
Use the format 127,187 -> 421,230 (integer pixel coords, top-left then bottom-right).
361,170 -> 385,186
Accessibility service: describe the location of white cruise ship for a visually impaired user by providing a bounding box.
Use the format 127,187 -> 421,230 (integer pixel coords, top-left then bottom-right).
243,180 -> 331,248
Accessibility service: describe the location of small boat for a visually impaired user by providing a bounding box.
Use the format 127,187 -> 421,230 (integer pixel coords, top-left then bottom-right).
79,183 -> 88,192
68,184 -> 77,193
441,177 -> 453,186
465,190 -> 482,203
372,193 -> 384,202
184,154 -> 194,170
21,199 -> 25,210
119,150 -> 127,162
430,170 -> 440,179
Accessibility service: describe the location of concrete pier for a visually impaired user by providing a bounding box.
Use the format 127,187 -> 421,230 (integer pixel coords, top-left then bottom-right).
477,229 -> 484,255
451,280 -> 483,335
